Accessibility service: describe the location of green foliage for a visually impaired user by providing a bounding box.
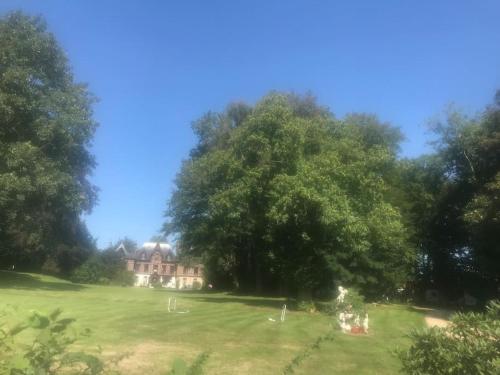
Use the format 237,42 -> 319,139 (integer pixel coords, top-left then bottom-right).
0,308 -> 104,374
152,281 -> 163,289
296,300 -> 316,313
328,288 -> 366,316
166,93 -> 414,298
404,91 -> 500,299
282,331 -> 335,374
398,300 -> 500,375
0,12 -> 98,272
70,257 -> 103,284
192,280 -> 202,290
110,237 -> 138,254
166,351 -> 211,375
70,249 -> 130,285
114,270 -> 135,287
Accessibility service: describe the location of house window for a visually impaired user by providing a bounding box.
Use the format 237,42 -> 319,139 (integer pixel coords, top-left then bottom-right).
194,267 -> 199,275
184,267 -> 190,275
141,252 -> 146,260
170,265 -> 175,274
162,265 -> 167,273
134,263 -> 140,272
144,264 -> 149,272
153,264 -> 158,272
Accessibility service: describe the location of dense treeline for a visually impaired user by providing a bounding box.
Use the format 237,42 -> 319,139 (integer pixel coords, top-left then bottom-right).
166,92 -> 500,301
0,13 -> 97,274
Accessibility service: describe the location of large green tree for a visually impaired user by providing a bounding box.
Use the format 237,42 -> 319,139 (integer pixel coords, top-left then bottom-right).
166,93 -> 414,298
400,91 -> 500,301
0,12 -> 98,272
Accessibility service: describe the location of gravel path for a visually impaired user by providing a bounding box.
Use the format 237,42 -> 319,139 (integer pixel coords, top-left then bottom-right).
412,306 -> 451,328
425,315 -> 450,328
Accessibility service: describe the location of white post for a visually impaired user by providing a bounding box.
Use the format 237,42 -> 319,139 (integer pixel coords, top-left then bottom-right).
280,304 -> 287,322
167,297 -> 177,312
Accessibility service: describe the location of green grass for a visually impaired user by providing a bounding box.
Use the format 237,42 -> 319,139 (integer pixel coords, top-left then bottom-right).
0,271 -> 425,374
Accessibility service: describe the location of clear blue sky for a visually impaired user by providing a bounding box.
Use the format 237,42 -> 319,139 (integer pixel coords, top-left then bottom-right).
1,1 -> 499,249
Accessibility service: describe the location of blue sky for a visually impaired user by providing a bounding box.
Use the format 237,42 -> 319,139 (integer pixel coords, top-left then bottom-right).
1,1 -> 499,248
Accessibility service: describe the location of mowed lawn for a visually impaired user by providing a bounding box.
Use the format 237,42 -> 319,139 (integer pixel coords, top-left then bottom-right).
0,271 -> 424,374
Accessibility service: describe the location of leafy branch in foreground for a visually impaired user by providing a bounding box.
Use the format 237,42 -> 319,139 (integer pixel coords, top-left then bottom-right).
283,331 -> 335,374
0,307 -> 104,375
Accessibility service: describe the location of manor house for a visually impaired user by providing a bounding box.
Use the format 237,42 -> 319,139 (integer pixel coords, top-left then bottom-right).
116,242 -> 204,288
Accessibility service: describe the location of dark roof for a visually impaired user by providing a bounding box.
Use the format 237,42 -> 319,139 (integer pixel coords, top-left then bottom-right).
126,248 -> 176,261
117,242 -> 176,261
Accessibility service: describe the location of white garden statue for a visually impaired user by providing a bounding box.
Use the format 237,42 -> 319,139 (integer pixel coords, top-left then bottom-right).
362,313 -> 369,333
336,286 -> 348,303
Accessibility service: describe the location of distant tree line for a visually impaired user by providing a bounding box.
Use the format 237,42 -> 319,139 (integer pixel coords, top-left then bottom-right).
166,92 -> 500,302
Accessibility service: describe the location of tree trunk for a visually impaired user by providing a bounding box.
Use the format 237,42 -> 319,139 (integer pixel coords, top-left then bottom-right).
255,261 -> 263,293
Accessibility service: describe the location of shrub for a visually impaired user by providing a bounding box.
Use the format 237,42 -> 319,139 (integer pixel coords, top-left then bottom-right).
113,270 -> 136,286
152,281 -> 163,289
41,256 -> 61,275
70,258 -> 103,284
192,281 -> 202,290
398,300 -> 500,375
98,277 -> 110,285
71,251 -> 132,286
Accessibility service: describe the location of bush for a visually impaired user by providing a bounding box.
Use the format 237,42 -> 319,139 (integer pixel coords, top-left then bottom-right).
151,281 -> 163,289
398,300 -> 500,375
98,277 -> 110,285
192,281 -> 202,290
113,270 -> 136,286
70,258 -> 103,284
41,256 -> 61,275
71,251 -> 132,286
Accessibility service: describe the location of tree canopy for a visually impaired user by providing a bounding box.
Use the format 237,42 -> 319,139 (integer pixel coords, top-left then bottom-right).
404,93 -> 500,300
0,12 -> 97,273
165,93 -> 415,298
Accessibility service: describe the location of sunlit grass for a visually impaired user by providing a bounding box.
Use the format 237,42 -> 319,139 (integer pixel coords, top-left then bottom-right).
0,271 -> 424,374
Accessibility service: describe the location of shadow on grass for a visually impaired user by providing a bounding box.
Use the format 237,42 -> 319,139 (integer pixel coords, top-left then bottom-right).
0,271 -> 86,292
187,294 -> 288,310
152,288 -> 292,309
150,288 -> 288,309
188,296 -> 285,309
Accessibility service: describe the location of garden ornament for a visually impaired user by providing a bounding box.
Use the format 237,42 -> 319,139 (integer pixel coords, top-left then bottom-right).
336,286 -> 348,303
